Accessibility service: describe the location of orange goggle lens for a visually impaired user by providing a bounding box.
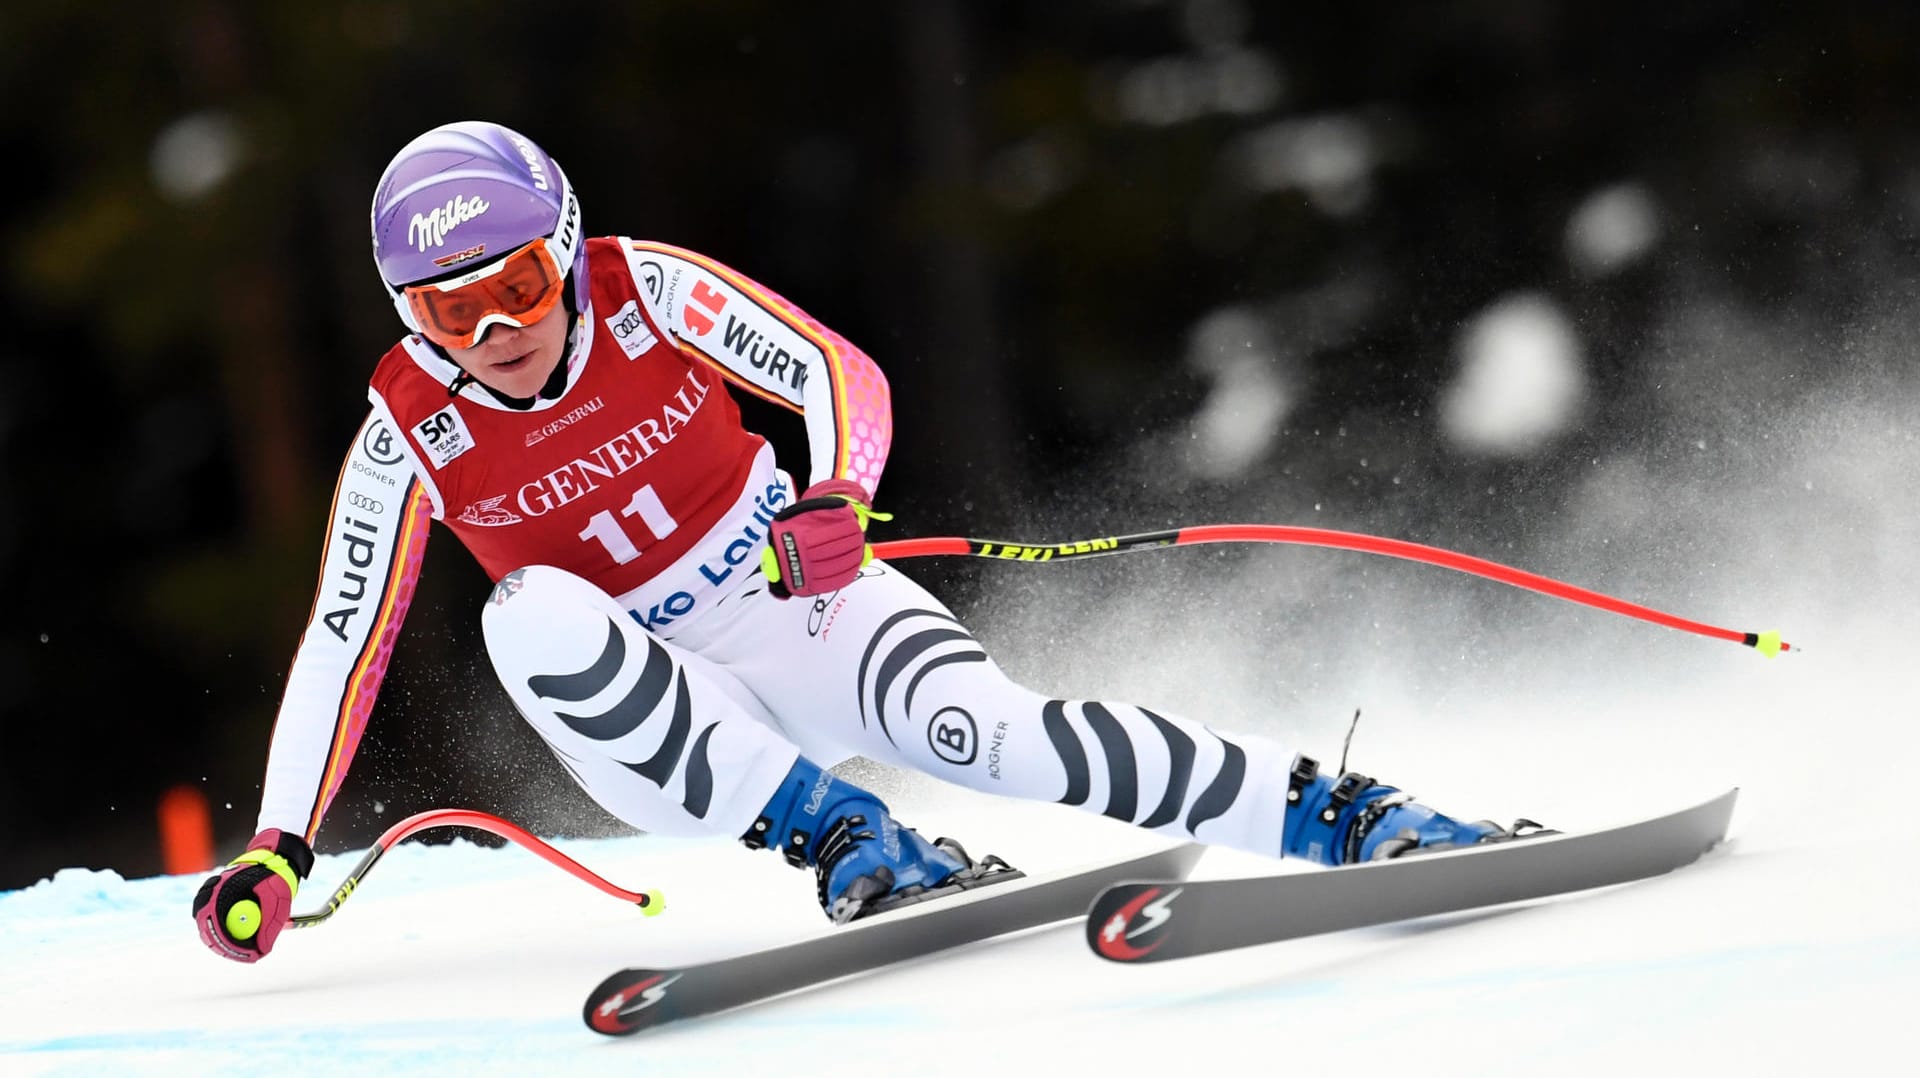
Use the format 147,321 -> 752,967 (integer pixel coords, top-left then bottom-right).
402,240 -> 566,350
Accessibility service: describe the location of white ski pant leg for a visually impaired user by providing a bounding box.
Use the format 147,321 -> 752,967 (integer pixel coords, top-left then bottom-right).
681,562 -> 1299,859
481,565 -> 799,840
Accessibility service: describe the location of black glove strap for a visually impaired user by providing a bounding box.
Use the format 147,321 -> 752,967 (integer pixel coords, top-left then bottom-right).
771,495 -> 854,522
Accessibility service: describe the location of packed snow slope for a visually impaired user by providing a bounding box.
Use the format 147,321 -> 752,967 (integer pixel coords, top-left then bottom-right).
6,317 -> 1916,1078
1,677 -> 1915,1078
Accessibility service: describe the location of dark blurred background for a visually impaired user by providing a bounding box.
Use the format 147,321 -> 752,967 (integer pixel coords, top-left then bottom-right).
4,0 -> 1917,889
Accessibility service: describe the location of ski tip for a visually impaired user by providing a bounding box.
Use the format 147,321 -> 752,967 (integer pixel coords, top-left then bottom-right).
1082,844 -> 1210,963
1085,883 -> 1183,964
584,967 -> 684,1036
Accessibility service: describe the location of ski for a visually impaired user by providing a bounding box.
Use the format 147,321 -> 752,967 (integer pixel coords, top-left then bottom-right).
585,841 -> 1206,1035
1087,787 -> 1737,963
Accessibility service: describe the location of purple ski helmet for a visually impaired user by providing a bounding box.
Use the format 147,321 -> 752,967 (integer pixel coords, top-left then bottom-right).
370,121 -> 587,341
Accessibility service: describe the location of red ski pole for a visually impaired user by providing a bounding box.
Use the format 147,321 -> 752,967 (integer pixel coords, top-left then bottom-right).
289,808 -> 663,929
872,523 -> 1791,657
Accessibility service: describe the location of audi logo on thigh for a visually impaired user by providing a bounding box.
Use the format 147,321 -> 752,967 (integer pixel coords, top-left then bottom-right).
347,492 -> 385,514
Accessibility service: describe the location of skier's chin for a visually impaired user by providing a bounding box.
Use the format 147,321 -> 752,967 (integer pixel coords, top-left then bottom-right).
476,348 -> 558,398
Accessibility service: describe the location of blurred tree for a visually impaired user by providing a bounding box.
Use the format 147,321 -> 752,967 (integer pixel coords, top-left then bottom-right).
3,0 -> 1918,887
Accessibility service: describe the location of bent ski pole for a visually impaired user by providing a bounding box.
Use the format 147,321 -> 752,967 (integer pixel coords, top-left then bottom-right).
871,524 -> 1791,657
289,808 -> 663,929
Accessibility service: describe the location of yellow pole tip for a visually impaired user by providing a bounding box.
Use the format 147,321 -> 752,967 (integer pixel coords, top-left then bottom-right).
225,898 -> 262,941
1755,630 -> 1783,658
639,891 -> 666,917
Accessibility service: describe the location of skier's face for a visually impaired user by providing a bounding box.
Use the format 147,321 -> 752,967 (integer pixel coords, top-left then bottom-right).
446,300 -> 570,399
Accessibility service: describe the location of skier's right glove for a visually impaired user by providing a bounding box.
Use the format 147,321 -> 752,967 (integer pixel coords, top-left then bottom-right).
192,829 -> 314,963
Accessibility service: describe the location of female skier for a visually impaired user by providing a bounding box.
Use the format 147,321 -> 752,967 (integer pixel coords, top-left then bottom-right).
193,121 -> 1514,963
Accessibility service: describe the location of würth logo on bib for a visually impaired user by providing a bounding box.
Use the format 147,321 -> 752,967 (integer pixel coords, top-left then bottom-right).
415,405 -> 477,469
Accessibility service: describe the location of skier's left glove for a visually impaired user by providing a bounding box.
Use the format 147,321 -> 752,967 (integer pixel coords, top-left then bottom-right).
759,478 -> 891,599
192,829 -> 313,964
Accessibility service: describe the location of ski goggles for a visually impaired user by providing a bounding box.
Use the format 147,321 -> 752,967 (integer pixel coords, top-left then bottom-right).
401,238 -> 567,350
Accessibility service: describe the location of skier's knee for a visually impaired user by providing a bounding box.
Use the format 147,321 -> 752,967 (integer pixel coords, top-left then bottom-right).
481,564 -> 645,735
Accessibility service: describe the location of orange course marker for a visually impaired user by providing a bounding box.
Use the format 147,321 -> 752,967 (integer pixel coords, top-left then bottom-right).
158,785 -> 215,875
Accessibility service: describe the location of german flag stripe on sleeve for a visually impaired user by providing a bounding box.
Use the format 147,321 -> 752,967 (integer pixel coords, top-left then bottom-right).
301,479 -> 432,840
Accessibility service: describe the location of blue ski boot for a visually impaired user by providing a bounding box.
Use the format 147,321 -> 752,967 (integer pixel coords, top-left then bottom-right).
1281,754 -> 1543,865
744,756 -> 1017,922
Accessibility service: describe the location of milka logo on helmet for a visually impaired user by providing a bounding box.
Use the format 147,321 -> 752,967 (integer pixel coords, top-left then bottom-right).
507,134 -> 551,192
408,195 -> 491,251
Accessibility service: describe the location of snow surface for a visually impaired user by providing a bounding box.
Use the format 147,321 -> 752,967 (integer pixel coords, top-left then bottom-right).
3,721 -> 1915,1078
7,323 -> 1917,1077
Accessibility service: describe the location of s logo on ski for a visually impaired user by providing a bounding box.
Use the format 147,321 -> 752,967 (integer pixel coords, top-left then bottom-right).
1094,885 -> 1182,961
587,971 -> 683,1034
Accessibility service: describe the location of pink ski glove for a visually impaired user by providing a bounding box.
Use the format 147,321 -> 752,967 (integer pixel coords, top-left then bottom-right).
759,478 -> 891,599
192,829 -> 313,963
